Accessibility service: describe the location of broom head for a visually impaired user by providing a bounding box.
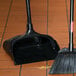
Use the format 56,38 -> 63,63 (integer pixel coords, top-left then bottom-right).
49,48 -> 76,74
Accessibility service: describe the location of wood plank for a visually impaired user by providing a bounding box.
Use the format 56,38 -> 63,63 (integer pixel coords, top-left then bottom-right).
48,0 -> 76,48
22,61 -> 46,76
0,0 -> 11,44
0,69 -> 20,76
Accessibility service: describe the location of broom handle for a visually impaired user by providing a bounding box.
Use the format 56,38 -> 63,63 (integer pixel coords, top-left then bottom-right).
69,0 -> 74,52
26,0 -> 33,32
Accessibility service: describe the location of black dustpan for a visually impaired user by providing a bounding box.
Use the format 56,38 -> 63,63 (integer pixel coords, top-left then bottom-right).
49,0 -> 76,74
3,0 -> 60,65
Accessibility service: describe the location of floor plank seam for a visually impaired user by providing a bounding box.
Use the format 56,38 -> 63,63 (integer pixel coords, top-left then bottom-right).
19,65 -> 22,76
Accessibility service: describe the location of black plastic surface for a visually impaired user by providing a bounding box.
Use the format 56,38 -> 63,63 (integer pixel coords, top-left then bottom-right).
3,30 -> 60,65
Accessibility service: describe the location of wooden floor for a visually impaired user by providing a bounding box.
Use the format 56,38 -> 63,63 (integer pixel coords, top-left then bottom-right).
0,0 -> 76,76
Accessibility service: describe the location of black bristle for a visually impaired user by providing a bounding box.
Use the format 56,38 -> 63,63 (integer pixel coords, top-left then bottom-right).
49,48 -> 76,74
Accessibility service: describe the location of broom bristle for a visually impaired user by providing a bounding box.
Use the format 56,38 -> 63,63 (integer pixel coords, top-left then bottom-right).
49,48 -> 76,74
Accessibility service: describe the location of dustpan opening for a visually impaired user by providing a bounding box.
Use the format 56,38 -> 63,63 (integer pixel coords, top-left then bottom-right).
12,36 -> 55,64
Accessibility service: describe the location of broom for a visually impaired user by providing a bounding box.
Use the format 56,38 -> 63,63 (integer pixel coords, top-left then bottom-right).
49,0 -> 76,74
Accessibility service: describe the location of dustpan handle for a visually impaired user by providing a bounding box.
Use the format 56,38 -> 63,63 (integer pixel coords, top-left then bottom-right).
69,0 -> 74,52
26,0 -> 33,32
26,0 -> 32,24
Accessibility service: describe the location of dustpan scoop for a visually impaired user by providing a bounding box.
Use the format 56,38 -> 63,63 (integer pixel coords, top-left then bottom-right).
3,0 -> 60,65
